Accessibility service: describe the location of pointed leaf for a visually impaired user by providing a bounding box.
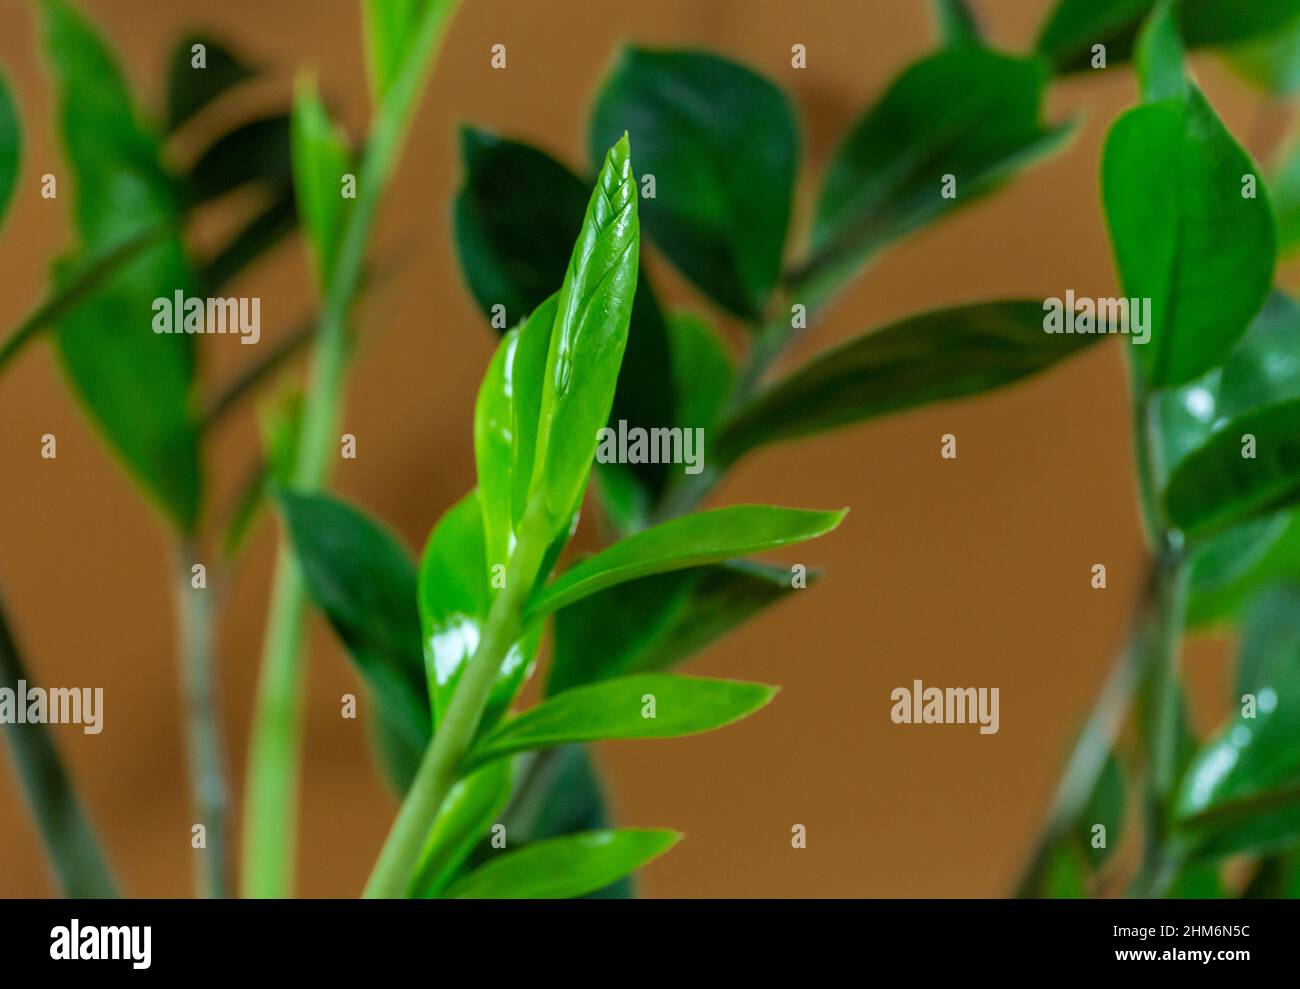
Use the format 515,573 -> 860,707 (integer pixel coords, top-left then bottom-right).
1135,0 -> 1187,102
165,34 -> 256,133
1102,85 -> 1276,387
931,0 -> 982,46
798,49 -> 1068,308
717,301 -> 1100,464
291,80 -> 353,287
411,758 -> 513,898
549,561 -> 805,695
589,48 -> 796,321
445,828 -> 679,899
360,0 -> 456,105
188,114 -> 292,205
525,505 -> 844,622
470,674 -> 776,766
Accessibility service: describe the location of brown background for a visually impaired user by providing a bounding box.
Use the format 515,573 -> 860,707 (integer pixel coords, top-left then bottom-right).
0,0 -> 1286,897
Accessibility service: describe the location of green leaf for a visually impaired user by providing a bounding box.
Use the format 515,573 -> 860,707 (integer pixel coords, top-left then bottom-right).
667,311 -> 733,433
1102,86 -> 1276,387
549,561 -> 804,695
187,114 -> 292,206
526,134 -> 639,531
445,828 -> 679,899
274,490 -> 430,789
1225,12 -> 1300,94
1188,511 -> 1300,627
410,758 -> 513,897
525,504 -> 845,622
798,49 -> 1068,308
931,0 -> 982,46
165,34 -> 256,133
589,48 -> 797,321
360,0 -> 447,105
454,129 -> 676,499
1271,129 -> 1300,257
470,673 -> 776,766
1174,586 -> 1300,859
418,492 -> 537,732
1163,398 -> 1300,537
40,0 -> 201,531
0,70 -> 18,228
1135,0 -> 1187,101
717,301 -> 1100,465
290,79 -> 353,287
1036,0 -> 1300,73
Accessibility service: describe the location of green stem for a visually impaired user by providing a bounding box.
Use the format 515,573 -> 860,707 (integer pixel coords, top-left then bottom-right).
364,502 -> 550,898
174,542 -> 230,898
241,0 -> 460,898
0,583 -> 118,897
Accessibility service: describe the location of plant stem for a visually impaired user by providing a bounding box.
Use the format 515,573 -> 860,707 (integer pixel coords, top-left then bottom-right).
364,502 -> 550,898
174,542 -> 230,897
241,0 -> 460,898
0,583 -> 119,897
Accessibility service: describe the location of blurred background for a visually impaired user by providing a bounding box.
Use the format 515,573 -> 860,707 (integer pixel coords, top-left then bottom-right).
0,0 -> 1290,897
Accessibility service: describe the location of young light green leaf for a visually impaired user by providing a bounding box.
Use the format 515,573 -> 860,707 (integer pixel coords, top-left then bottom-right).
549,561 -> 806,695
418,492 -> 538,733
1036,0 -> 1300,73
1135,0 -> 1187,101
445,828 -> 679,899
797,49 -> 1068,308
589,48 -> 796,321
1163,398 -> 1300,537
469,673 -> 777,766
361,0 -> 456,105
1102,86 -> 1276,387
291,79 -> 353,286
526,135 -> 639,530
273,490 -> 430,788
410,758 -> 513,898
0,70 -> 18,227
40,0 -> 201,531
717,302 -> 1100,465
1174,587 -> 1300,859
165,33 -> 256,133
525,505 -> 845,622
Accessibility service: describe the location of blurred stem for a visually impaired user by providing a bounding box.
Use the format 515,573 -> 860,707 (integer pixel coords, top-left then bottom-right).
364,501 -> 550,898
174,542 -> 230,898
0,583 -> 118,897
241,0 -> 460,898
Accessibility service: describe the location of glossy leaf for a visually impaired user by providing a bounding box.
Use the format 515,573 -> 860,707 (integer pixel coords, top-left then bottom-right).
0,70 -> 17,227
717,302 -> 1100,464
41,0 -> 201,531
549,561 -> 805,695
1174,586 -> 1300,859
798,49 -> 1068,308
589,48 -> 796,321
1163,398 -> 1300,537
165,34 -> 255,132
470,673 -> 777,766
1102,86 -> 1275,387
274,490 -> 430,787
525,504 -> 845,622
1036,0 -> 1300,72
526,135 -> 639,530
410,758 -> 513,897
418,492 -> 537,732
187,114 -> 292,206
1188,511 -> 1300,627
291,80 -> 353,286
445,828 -> 679,899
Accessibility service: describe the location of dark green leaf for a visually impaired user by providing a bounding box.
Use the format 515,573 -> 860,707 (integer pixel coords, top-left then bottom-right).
445,828 -> 679,899
41,0 -> 201,531
549,561 -> 804,695
798,49 -> 1068,308
187,114 -> 292,206
1163,398 -> 1300,537
589,48 -> 797,321
667,311 -> 733,433
274,490 -> 430,788
718,301 -> 1100,464
1102,86 -> 1275,387
1036,0 -> 1300,73
525,504 -> 845,621
291,80 -> 353,286
470,673 -> 776,766
411,758 -> 513,897
525,135 -> 639,533
1174,585 -> 1300,859
165,34 -> 256,132
0,70 -> 18,227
